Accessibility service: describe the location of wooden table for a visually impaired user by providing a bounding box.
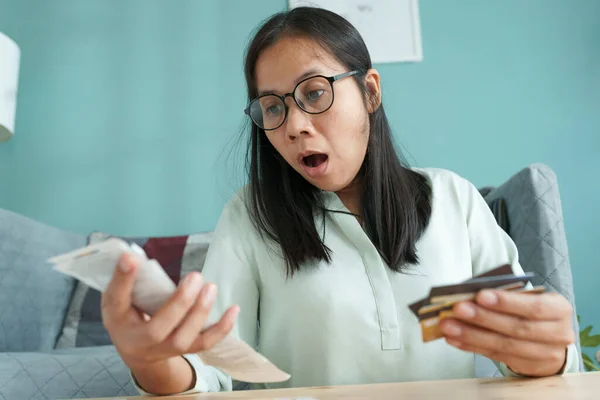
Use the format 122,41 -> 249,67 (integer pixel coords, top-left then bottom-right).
89,372 -> 600,399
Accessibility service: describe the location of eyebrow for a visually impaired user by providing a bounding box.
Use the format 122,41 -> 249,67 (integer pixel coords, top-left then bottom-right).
258,68 -> 322,97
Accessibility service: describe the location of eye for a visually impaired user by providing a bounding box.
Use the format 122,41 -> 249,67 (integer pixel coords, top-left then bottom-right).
265,103 -> 284,115
306,89 -> 324,101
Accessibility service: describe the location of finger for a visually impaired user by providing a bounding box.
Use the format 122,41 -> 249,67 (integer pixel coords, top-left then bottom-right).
101,253 -> 140,321
188,305 -> 240,353
445,339 -> 567,377
145,272 -> 204,344
451,301 -> 575,345
167,283 -> 217,353
440,319 -> 558,361
475,289 -> 572,321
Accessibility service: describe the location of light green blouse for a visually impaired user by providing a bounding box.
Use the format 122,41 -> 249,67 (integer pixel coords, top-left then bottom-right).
135,168 -> 579,395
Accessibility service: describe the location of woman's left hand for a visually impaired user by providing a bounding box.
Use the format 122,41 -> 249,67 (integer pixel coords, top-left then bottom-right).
439,289 -> 575,377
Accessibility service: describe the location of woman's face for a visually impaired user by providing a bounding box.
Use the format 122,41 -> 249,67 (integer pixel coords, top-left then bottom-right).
254,36 -> 380,193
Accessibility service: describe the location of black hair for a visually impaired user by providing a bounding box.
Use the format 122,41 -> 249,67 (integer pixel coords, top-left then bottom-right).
243,6 -> 432,276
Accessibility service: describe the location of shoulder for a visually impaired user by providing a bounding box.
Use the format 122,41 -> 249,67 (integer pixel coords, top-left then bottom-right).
412,167 -> 478,195
221,185 -> 250,222
204,185 -> 260,267
214,184 -> 254,232
213,184 -> 274,250
411,167 -> 485,214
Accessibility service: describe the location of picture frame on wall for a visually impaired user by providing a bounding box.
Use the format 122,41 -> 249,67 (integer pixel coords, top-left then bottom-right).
288,0 -> 423,64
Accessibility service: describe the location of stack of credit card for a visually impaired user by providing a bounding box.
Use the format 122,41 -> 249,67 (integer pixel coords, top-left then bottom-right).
407,264 -> 545,342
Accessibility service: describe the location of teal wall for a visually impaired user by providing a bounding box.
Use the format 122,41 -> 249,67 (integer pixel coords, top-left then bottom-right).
1,0 -> 598,363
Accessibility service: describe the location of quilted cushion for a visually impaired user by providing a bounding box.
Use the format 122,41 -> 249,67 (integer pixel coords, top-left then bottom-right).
55,232 -> 213,349
0,346 -> 137,399
0,209 -> 85,352
484,165 -> 576,300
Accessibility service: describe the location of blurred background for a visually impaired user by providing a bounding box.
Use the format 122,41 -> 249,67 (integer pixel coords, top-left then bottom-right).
0,0 -> 598,364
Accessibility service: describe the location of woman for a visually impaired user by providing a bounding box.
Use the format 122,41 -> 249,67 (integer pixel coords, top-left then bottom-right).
101,7 -> 579,396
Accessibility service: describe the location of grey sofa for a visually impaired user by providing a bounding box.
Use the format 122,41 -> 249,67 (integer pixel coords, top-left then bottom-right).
0,163 -> 582,399
0,210 -> 139,399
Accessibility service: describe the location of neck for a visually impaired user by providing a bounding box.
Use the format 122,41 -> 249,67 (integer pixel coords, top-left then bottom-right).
335,176 -> 363,218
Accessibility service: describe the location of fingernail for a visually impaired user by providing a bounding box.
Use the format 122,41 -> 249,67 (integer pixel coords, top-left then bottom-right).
442,322 -> 462,337
185,273 -> 203,295
201,284 -> 216,307
232,305 -> 240,318
120,254 -> 134,273
456,303 -> 476,319
447,338 -> 462,348
479,290 -> 498,306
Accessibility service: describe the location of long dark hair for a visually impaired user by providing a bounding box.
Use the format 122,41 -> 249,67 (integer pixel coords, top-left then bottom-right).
243,7 -> 432,276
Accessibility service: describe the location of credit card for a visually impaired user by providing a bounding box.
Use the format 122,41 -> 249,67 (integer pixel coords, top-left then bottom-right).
407,264 -> 542,342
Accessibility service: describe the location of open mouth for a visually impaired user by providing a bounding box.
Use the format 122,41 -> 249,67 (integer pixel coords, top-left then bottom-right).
302,153 -> 329,168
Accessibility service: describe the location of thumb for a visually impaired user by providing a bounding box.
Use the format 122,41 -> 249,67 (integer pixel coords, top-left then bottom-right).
101,252 -> 140,319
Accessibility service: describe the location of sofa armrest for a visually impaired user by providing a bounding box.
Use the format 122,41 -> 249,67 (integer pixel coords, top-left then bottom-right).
0,208 -> 86,352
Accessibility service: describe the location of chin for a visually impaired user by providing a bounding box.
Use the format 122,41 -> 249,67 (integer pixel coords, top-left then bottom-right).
306,176 -> 354,193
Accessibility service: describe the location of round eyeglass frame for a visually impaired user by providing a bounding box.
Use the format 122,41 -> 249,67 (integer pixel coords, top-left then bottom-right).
244,70 -> 359,131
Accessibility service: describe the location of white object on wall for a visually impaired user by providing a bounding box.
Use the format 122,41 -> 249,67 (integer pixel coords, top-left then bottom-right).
0,31 -> 20,142
289,0 -> 423,64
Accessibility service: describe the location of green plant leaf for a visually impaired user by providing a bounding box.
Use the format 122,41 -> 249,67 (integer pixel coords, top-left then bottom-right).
580,326 -> 593,347
581,326 -> 593,338
581,334 -> 600,348
582,353 -> 600,372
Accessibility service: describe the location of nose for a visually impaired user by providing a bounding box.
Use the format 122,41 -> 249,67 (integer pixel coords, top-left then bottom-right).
284,98 -> 312,141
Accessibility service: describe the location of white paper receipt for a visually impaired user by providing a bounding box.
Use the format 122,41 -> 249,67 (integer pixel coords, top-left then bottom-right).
47,238 -> 290,383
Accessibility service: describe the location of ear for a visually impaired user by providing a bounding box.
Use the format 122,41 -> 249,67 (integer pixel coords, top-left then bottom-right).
364,68 -> 382,113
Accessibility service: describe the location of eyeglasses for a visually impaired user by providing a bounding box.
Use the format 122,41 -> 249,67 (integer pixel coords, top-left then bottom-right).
244,70 -> 359,131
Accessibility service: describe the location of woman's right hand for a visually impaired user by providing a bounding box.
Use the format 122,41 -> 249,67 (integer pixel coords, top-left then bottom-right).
101,252 -> 239,394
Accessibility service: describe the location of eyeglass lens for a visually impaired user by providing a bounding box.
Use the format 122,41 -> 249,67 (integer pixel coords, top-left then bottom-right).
249,76 -> 334,130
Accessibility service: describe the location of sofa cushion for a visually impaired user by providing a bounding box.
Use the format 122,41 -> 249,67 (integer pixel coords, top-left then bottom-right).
0,346 -> 138,399
0,209 -> 86,352
55,231 -> 212,349
483,165 -> 579,315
